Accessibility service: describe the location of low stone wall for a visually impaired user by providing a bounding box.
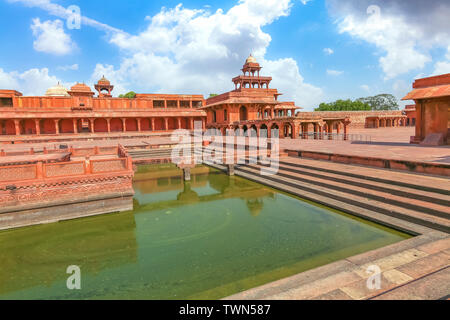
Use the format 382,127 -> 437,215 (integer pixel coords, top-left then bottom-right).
0,145 -> 135,230
298,111 -> 404,128
285,149 -> 450,176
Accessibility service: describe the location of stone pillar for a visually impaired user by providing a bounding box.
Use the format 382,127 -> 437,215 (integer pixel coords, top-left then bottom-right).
303,124 -> 308,139
151,118 -> 155,131
227,164 -> 235,176
164,118 -> 169,131
89,119 -> 94,133
73,119 -> 78,134
190,118 -> 194,130
183,167 -> 191,181
177,117 -> 182,129
35,120 -> 41,135
54,119 -> 59,134
84,156 -> 92,174
14,120 -> 20,135
122,118 -> 127,132
107,118 -> 111,133
36,161 -> 44,179
137,118 -> 142,132
327,122 -> 333,140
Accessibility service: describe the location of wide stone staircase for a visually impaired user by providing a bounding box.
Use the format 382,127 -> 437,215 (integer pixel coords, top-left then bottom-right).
231,157 -> 450,233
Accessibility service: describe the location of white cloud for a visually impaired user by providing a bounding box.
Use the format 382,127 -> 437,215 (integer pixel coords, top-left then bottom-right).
323,48 -> 334,55
31,18 -> 75,55
94,0 -> 322,109
327,69 -> 343,76
329,0 -> 450,80
0,67 -> 69,96
8,0 -> 122,33
337,13 -> 430,79
432,61 -> 450,75
432,46 -> 450,75
57,64 -> 79,71
360,84 -> 370,92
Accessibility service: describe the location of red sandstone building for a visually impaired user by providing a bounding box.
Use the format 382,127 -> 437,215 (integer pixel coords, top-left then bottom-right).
203,55 -> 350,139
0,78 -> 206,137
403,73 -> 450,145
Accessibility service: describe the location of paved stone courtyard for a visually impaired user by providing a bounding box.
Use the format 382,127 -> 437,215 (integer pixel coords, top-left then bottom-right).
2,127 -> 449,165
280,127 -> 450,164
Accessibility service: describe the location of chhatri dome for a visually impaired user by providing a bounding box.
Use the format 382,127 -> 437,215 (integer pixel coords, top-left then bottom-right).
245,54 -> 257,64
45,82 -> 70,97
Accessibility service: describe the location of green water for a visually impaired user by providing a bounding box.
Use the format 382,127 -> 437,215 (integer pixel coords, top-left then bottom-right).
0,164 -> 410,299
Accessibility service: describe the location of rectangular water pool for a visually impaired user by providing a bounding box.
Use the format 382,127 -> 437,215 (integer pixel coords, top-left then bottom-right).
0,164 -> 411,299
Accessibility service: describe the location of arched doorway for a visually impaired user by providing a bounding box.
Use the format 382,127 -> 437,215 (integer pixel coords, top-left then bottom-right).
59,119 -> 74,133
2,120 -> 16,135
242,125 -> 248,136
153,118 -> 164,131
94,118 -> 108,133
140,118 -> 151,131
283,123 -> 293,138
20,119 -> 36,135
270,123 -> 279,138
234,125 -> 241,136
249,124 -> 258,137
110,119 -> 123,132
167,118 -> 177,130
239,106 -> 248,121
40,119 -> 56,134
125,118 -> 138,131
260,124 -> 268,137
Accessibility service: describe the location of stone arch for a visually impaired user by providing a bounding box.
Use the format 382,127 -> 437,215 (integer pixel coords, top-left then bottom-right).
141,118 -> 151,131
239,106 -> 248,121
2,120 -> 16,135
40,119 -> 56,134
249,124 -> 258,137
153,118 -> 164,130
125,118 -> 138,131
242,125 -> 248,136
260,123 -> 268,137
94,118 -> 108,133
283,122 -> 293,138
270,123 -> 279,138
59,119 -> 74,133
110,118 -> 123,132
167,118 -> 177,130
20,119 -> 36,135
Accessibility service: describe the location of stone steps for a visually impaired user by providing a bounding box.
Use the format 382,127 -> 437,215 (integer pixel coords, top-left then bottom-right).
279,158 -> 450,195
251,164 -> 450,219
234,163 -> 450,233
275,162 -> 450,206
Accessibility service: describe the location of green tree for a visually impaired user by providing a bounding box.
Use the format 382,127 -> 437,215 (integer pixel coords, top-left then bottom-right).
356,94 -> 399,110
119,91 -> 136,99
209,93 -> 218,98
314,99 -> 371,111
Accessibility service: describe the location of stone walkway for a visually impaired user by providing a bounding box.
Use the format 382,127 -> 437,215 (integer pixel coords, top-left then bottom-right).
225,232 -> 449,300
280,127 -> 450,164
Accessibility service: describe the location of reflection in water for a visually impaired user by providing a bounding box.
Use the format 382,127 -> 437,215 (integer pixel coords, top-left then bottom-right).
0,211 -> 137,298
0,164 -> 411,300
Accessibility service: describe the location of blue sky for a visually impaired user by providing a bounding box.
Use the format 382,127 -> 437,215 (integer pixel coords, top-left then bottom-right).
0,0 -> 449,110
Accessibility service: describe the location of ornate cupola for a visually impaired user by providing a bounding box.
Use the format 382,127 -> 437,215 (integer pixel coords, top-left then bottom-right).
68,83 -> 95,97
232,54 -> 272,90
94,75 -> 114,97
45,82 -> 70,97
